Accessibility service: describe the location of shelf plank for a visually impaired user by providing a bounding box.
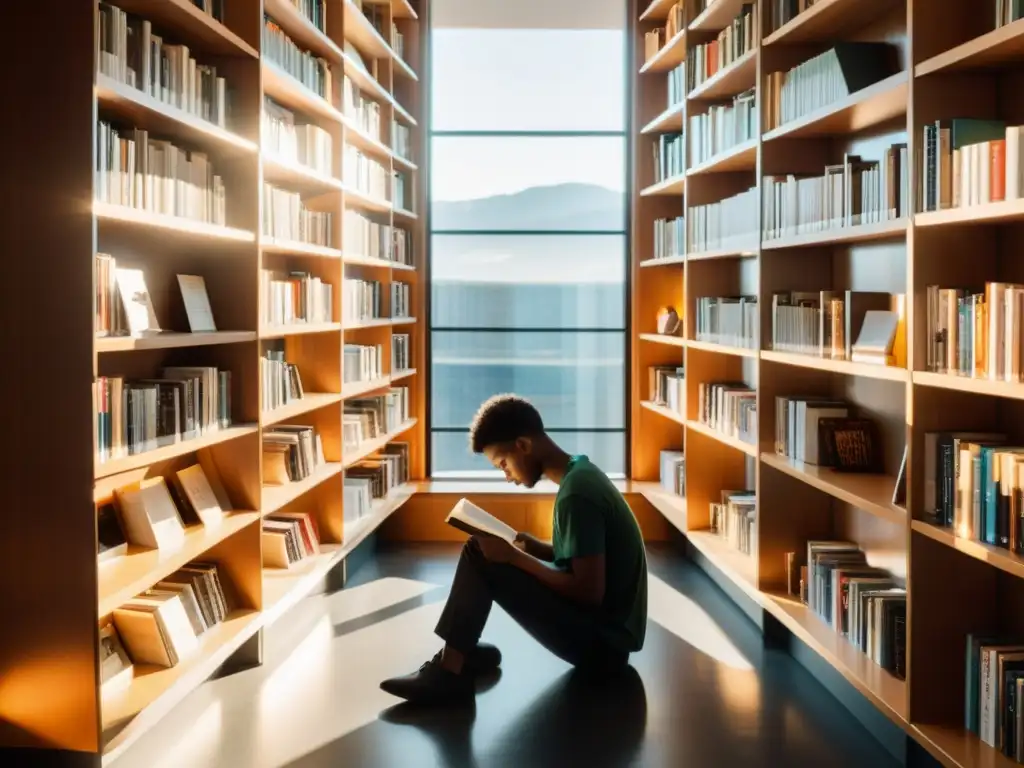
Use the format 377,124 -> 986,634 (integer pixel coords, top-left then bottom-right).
393,207 -> 419,220
343,419 -> 418,468
641,103 -> 685,134
95,75 -> 256,155
640,254 -> 686,267
342,116 -> 395,162
109,0 -> 257,57
638,333 -> 687,347
261,237 -> 342,259
341,377 -> 392,399
916,18 -> 1024,77
101,609 -> 263,762
912,520 -> 1024,582
262,545 -> 343,625
94,203 -> 255,242
763,0 -> 904,46
262,462 -> 343,516
765,591 -> 909,724
344,186 -> 394,213
686,339 -> 759,358
641,400 -> 687,426
392,0 -> 419,20
634,482 -> 687,533
95,425 -> 258,480
343,253 -> 403,269
686,244 -> 758,260
687,420 -> 758,456
640,173 -> 686,197
689,0 -> 754,31
95,331 -> 256,353
393,152 -> 419,171
391,316 -> 417,326
260,322 -> 342,339
762,218 -> 908,249
640,0 -> 676,21
393,53 -> 419,82
916,199 -> 1024,228
761,452 -> 905,525
761,350 -> 909,382
341,484 -> 417,557
912,723 -> 1022,768
264,0 -> 342,63
686,530 -> 760,600
343,0 -> 393,59
261,62 -> 342,124
687,139 -> 758,176
98,513 -> 260,617
344,317 -> 394,330
262,154 -> 343,192
342,52 -> 417,126
390,368 -> 417,382
913,370 -> 1024,401
640,29 -> 687,74
762,71 -> 908,141
261,393 -> 342,426
688,48 -> 757,101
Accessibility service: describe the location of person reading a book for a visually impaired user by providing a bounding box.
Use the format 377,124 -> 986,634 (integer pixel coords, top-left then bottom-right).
380,394 -> 648,704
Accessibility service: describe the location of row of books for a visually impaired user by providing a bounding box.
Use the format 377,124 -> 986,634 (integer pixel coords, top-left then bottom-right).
688,186 -> 758,253
343,388 -> 411,451
666,63 -> 685,112
800,541 -> 906,680
643,1 -> 685,63
344,343 -> 385,385
923,431 -> 1024,552
653,133 -> 686,183
263,424 -> 327,485
687,4 -> 757,95
765,0 -> 820,36
261,346 -> 306,413
345,442 -> 410,523
343,278 -> 383,323
925,283 -> 1024,382
393,333 -> 412,372
762,147 -> 910,240
96,121 -> 227,226
260,269 -> 334,327
262,183 -> 334,247
391,24 -> 406,61
763,43 -> 898,133
710,490 -> 756,555
97,3 -> 228,129
965,633 -> 1024,757
344,145 -> 390,201
279,0 -> 326,32
263,17 -> 332,101
770,290 -> 905,365
774,397 -> 883,472
263,97 -> 332,178
392,282 -> 411,318
95,369 -> 232,462
659,449 -> 685,498
263,510 -> 322,569
688,89 -> 756,168
107,559 -> 234,676
343,210 -> 412,264
342,76 -> 383,142
653,216 -> 685,260
648,365 -> 685,415
395,170 -> 413,212
697,382 -> 757,446
997,0 -> 1024,27
694,295 -> 759,349
393,120 -> 413,161
920,120 -> 1024,212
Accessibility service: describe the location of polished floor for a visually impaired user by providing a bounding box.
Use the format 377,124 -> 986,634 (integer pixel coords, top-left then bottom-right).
114,543 -> 901,768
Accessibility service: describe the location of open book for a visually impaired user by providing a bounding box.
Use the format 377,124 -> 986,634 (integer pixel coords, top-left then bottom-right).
445,498 -> 517,543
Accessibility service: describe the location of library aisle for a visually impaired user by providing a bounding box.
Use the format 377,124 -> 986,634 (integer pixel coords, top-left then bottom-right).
110,545 -> 898,768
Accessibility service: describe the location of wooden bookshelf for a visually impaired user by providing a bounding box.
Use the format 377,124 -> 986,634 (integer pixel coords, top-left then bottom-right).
630,1 -> 1023,765
1,0 -> 427,758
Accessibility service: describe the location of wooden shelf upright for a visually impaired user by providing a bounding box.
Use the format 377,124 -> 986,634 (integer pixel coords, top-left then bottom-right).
631,1 -> 1024,766
0,0 -> 426,762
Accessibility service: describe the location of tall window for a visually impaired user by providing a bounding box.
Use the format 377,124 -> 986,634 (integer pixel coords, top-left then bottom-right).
429,1 -> 628,478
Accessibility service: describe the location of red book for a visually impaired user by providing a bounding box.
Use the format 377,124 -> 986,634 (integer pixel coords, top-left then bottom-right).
992,139 -> 1007,202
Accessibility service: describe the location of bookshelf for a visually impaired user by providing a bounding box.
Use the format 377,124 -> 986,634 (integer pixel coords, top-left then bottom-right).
2,0 -> 425,760
632,0 -> 1024,765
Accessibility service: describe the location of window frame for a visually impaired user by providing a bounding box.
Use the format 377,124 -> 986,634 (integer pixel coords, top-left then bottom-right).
424,13 -> 634,480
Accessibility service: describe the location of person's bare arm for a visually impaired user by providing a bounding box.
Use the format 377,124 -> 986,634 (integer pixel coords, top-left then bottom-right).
514,532 -> 554,562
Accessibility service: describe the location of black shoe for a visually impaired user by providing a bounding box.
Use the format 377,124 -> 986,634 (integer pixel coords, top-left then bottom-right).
380,652 -> 475,704
465,642 -> 502,675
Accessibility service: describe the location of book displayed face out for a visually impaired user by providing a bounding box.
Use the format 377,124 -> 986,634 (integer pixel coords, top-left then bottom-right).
445,498 -> 517,543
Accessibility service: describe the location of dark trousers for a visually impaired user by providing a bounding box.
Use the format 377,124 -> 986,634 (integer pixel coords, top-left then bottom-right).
434,540 -> 628,669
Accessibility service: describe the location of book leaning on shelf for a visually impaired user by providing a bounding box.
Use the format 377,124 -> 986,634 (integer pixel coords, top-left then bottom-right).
926,283 -> 1024,381
97,2 -> 228,128
95,367 -> 232,462
96,121 -> 227,225
710,490 -> 756,555
263,425 -> 327,485
345,442 -> 410,523
804,541 -> 905,680
775,396 -> 883,472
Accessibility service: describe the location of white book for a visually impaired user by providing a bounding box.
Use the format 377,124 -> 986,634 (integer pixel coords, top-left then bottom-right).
445,498 -> 517,543
177,274 -> 217,332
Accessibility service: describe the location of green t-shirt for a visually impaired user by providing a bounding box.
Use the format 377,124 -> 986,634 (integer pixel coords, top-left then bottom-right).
551,455 -> 648,652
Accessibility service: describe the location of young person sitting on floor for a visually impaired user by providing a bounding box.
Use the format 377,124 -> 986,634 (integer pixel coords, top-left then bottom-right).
380,394 -> 649,704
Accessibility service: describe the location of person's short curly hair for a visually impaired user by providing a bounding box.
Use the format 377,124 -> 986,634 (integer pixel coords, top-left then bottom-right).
469,394 -> 545,453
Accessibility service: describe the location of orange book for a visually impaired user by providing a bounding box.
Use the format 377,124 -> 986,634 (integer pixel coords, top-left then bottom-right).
992,139 -> 1007,202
